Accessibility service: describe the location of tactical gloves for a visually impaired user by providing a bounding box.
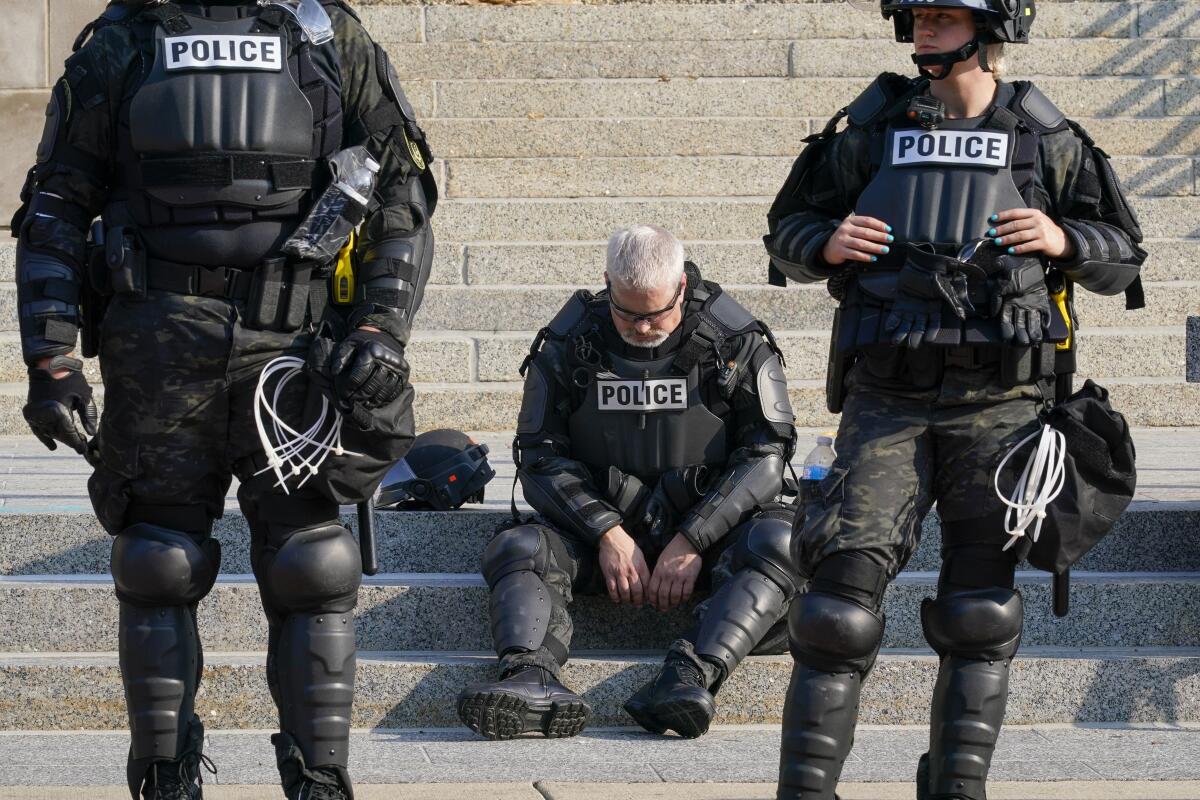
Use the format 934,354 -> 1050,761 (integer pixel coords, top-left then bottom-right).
989,259 -> 1052,346
24,355 -> 98,456
884,251 -> 972,349
308,328 -> 409,430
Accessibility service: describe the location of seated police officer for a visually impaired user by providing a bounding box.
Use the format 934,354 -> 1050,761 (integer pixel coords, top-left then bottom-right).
456,225 -> 799,740
765,2 -> 1145,799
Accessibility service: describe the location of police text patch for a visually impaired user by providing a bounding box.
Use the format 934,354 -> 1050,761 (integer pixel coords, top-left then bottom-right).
164,35 -> 284,72
597,379 -> 688,412
891,129 -> 1010,169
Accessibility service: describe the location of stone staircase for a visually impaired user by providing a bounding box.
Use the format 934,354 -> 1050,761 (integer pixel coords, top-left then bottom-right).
0,0 -> 1198,787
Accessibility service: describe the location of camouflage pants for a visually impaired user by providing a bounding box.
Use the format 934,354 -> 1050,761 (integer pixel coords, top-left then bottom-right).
499,503 -> 796,679
794,360 -> 1044,581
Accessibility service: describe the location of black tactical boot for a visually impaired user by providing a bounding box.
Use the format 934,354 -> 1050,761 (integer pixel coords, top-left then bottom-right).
273,733 -> 352,800
624,654 -> 717,739
456,665 -> 591,740
291,768 -> 350,800
140,750 -> 213,800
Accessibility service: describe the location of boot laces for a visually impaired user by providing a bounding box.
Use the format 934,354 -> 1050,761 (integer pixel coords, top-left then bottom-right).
667,659 -> 706,689
297,767 -> 348,800
149,752 -> 215,800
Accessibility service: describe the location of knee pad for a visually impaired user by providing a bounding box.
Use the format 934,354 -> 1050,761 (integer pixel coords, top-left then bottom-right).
789,591 -> 884,674
922,587 -> 1024,661
266,524 -> 362,614
481,525 -> 551,587
111,524 -> 220,607
732,516 -> 800,596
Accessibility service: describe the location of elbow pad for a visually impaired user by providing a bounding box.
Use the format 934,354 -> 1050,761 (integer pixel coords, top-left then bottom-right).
764,213 -> 840,284
16,241 -> 81,365
679,453 -> 785,552
518,461 -> 621,545
1058,220 -> 1144,296
349,227 -> 433,343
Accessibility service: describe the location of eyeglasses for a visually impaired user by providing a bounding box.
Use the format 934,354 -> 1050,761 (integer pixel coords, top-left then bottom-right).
606,279 -> 684,324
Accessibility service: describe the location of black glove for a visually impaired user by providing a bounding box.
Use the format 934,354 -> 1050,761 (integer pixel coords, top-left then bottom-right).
329,328 -> 409,413
883,252 -> 973,349
23,355 -> 98,457
989,259 -> 1052,346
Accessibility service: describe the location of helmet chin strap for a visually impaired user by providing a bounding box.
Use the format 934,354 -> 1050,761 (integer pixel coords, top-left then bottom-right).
912,38 -> 986,80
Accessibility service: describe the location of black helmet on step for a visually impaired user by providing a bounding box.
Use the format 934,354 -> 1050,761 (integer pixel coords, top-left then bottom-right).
376,429 -> 496,511
882,0 -> 1036,44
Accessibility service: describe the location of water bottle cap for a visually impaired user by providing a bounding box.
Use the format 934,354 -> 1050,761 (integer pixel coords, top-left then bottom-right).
816,435 -> 834,445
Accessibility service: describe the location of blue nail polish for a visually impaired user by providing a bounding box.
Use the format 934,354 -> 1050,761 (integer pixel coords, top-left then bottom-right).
1007,247 -> 1016,255
881,246 -> 890,254
885,225 -> 893,233
993,237 -> 1003,245
871,255 -> 878,262
886,234 -> 895,242
989,214 -> 999,222
987,228 -> 997,237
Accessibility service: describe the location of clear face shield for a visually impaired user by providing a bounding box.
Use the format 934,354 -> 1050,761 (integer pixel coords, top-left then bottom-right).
257,0 -> 334,45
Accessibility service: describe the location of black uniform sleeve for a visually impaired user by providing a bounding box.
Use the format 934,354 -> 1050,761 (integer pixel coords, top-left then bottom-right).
764,124 -> 874,284
12,26 -> 128,365
515,345 -> 623,546
677,336 -> 795,552
1040,126 -> 1146,297
330,6 -> 437,345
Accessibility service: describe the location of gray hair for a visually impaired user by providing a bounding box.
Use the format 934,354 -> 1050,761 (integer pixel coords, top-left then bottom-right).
606,225 -> 685,291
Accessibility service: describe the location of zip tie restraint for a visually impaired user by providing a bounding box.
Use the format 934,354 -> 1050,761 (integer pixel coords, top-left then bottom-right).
993,423 -> 1067,552
253,356 -> 363,493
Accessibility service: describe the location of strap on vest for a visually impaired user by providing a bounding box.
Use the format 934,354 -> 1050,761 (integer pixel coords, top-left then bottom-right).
139,154 -> 319,191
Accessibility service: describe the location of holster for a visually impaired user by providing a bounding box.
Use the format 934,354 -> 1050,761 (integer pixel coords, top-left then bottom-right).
245,257 -> 314,333
825,307 -> 856,414
81,222 -> 112,358
104,225 -> 146,297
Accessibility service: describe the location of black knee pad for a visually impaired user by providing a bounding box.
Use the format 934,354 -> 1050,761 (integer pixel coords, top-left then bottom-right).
732,516 -> 800,596
922,587 -> 1024,661
266,524 -> 362,614
788,591 -> 884,674
111,524 -> 220,607
481,524 -> 551,587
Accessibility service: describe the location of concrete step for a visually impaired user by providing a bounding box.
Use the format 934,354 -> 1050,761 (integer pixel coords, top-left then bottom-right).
442,155 -> 1199,199
1,648 -> 1198,730
0,376 -> 1194,431
4,726 -> 1200,789
426,197 -> 1200,243
396,3 -> 1160,44
431,239 -> 1198,286
381,39 -> 1200,82
423,115 -> 1200,160
0,325 -> 1184,385
2,572 -> 1197,653
1,498 -> 1195,577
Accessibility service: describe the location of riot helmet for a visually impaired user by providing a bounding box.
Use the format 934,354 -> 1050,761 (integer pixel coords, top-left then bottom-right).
880,0 -> 1036,79
376,429 -> 496,510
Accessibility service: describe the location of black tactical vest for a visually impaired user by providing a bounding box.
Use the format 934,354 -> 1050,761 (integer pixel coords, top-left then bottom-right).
534,266 -> 775,480
111,2 -> 343,268
856,112 -> 1026,251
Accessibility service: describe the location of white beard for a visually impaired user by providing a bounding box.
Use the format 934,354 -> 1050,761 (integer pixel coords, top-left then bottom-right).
618,328 -> 671,348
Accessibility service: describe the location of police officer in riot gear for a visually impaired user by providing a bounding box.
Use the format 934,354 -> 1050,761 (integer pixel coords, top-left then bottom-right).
456,225 -> 799,741
765,1 -> 1145,798
14,1 -> 436,797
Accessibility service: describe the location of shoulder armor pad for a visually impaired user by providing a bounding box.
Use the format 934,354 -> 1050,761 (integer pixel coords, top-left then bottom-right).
547,290 -> 597,337
847,72 -> 912,128
321,0 -> 361,22
704,289 -> 758,336
1012,82 -> 1067,133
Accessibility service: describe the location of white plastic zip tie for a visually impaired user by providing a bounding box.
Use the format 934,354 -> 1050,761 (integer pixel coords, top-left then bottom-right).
993,423 -> 1068,552
253,356 -> 362,493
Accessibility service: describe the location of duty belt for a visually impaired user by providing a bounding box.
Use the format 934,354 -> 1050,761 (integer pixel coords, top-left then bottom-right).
145,257 -> 257,300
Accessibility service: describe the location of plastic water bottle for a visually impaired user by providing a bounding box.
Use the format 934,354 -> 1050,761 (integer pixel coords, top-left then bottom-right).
800,435 -> 836,481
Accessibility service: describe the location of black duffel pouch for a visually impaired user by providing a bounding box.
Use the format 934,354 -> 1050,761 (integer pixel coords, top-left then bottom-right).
1015,379 -> 1137,574
245,257 -> 312,332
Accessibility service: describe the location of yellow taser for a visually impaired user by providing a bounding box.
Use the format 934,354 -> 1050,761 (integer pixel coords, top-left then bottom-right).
333,229 -> 357,305
1051,285 -> 1072,351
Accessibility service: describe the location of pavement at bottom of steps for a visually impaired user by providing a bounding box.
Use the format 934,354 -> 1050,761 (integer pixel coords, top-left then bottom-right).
0,427 -> 1198,515
1,724 -> 1199,790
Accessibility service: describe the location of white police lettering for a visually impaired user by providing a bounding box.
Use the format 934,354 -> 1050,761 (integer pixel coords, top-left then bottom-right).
597,378 -> 688,412
164,35 -> 283,72
891,129 -> 1010,168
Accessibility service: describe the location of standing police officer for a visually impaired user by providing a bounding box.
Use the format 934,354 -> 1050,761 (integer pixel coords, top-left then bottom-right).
456,225 -> 799,740
765,2 -> 1144,798
14,1 -> 435,798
